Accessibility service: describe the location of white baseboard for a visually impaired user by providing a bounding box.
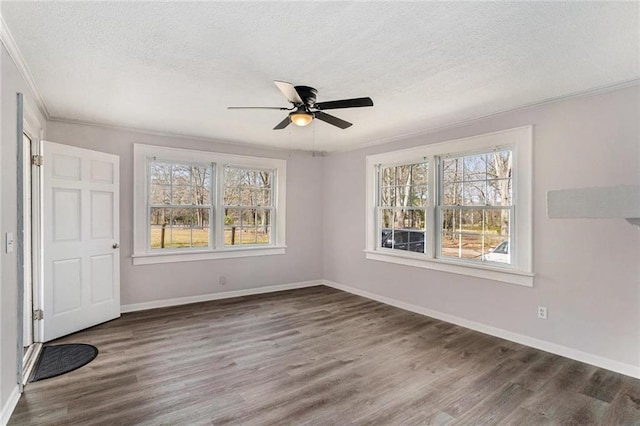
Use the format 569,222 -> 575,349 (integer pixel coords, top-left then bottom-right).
0,385 -> 20,426
121,280 -> 323,313
323,279 -> 640,379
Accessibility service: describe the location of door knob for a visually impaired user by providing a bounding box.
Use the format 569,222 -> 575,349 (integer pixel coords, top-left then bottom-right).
112,243 -> 120,249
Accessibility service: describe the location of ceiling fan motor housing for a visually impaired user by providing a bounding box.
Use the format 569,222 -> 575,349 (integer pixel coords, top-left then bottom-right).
294,86 -> 318,107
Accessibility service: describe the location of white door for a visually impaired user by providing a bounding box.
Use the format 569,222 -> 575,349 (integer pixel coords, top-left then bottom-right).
41,141 -> 120,341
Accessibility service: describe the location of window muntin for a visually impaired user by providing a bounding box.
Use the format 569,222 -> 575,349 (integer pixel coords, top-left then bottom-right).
377,162 -> 428,254
438,150 -> 513,265
223,167 -> 274,246
148,160 -> 213,250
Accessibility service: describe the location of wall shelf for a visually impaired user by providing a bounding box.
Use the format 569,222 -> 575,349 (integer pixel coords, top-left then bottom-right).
547,185 -> 640,226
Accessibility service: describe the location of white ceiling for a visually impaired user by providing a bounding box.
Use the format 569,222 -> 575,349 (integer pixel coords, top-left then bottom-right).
2,2 -> 638,152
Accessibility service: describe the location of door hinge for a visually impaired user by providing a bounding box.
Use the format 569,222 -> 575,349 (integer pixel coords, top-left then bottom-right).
34,309 -> 44,320
32,155 -> 43,167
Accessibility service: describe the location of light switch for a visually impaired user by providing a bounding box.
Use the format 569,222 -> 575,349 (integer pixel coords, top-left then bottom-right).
6,232 -> 14,253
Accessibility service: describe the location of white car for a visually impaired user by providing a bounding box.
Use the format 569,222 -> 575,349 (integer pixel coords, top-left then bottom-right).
483,241 -> 509,264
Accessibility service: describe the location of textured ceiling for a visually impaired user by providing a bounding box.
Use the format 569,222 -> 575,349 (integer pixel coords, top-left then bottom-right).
2,2 -> 639,152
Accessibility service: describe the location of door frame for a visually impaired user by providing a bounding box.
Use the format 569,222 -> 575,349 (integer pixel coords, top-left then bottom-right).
17,94 -> 44,388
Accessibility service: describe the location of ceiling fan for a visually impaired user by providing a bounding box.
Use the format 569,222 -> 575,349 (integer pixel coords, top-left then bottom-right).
228,81 -> 374,130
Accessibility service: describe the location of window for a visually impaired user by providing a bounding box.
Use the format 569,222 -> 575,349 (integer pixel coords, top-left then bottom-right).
148,161 -> 212,250
377,162 -> 428,253
366,126 -> 533,286
223,167 -> 273,246
133,144 -> 286,265
438,150 -> 512,264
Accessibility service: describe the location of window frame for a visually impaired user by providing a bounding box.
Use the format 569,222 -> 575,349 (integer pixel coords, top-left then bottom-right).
365,126 -> 533,287
133,144 -> 286,265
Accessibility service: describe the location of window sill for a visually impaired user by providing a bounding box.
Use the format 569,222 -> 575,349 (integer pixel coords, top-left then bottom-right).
132,246 -> 287,265
364,250 -> 534,287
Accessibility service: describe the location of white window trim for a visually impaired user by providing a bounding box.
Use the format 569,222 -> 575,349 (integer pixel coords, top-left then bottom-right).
365,126 -> 533,287
133,143 -> 286,265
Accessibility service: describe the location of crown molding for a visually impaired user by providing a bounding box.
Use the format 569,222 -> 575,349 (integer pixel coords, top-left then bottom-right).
0,14 -> 50,119
46,117 -> 316,156
332,78 -> 640,154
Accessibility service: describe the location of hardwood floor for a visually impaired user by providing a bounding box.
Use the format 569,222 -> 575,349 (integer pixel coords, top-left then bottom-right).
9,286 -> 640,425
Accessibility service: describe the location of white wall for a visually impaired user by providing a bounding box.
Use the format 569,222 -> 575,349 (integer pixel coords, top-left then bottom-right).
45,121 -> 324,307
323,85 -> 640,372
0,44 -> 46,420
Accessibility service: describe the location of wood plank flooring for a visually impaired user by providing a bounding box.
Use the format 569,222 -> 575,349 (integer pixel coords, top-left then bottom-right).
9,286 -> 640,425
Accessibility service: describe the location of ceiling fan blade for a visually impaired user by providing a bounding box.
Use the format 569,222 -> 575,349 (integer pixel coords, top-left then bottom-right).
274,81 -> 303,104
228,106 -> 289,110
273,116 -> 291,130
314,111 -> 352,129
315,97 -> 374,110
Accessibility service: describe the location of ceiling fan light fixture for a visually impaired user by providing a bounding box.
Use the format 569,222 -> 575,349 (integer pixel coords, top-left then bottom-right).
289,110 -> 313,127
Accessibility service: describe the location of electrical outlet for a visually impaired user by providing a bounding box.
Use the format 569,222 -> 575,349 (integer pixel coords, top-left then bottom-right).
219,276 -> 227,286
537,306 -> 548,320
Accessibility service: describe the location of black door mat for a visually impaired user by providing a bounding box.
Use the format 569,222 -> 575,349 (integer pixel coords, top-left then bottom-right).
29,343 -> 98,382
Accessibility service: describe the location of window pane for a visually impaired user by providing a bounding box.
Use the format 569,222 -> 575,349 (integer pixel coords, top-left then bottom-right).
412,163 -> 428,185
380,209 -> 393,231
396,165 -> 411,187
150,207 -> 171,249
436,148 -> 514,265
487,150 -> 512,179
224,208 -> 241,226
441,208 -> 462,234
463,154 -> 487,181
396,185 -> 411,207
442,182 -> 461,206
172,164 -> 191,185
442,158 -> 462,183
459,209 -> 485,234
172,185 -> 192,205
486,208 -> 510,239
240,188 -> 253,206
150,184 -> 171,205
150,162 -> 171,185
487,179 -> 512,206
241,209 -> 257,226
191,209 -> 210,248
169,208 -> 191,248
380,187 -> 395,207
225,168 -> 242,189
381,166 -> 395,186
224,226 -> 241,245
192,166 -> 211,205
408,209 -> 426,230
254,189 -> 271,206
411,186 -> 428,207
225,188 -> 240,206
463,183 -> 486,206
483,237 -> 510,264
393,209 -> 407,229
